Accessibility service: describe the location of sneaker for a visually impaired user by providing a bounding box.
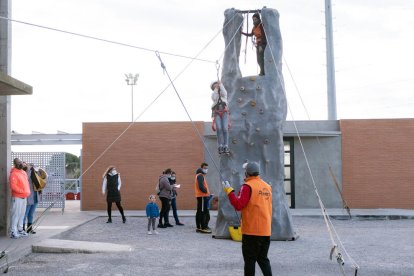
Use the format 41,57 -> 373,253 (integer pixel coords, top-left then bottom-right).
153,230 -> 159,235
147,231 -> 152,235
196,228 -> 203,233
18,230 -> 28,237
106,219 -> 112,223
176,222 -> 184,226
10,232 -> 20,239
164,223 -> 174,227
223,146 -> 230,154
122,217 -> 126,223
200,228 -> 212,234
158,224 -> 166,228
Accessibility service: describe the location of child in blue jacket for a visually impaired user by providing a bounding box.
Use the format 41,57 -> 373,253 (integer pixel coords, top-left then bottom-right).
146,195 -> 160,234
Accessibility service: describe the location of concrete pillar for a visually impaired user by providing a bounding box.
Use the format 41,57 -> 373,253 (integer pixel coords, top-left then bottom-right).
0,0 -> 11,236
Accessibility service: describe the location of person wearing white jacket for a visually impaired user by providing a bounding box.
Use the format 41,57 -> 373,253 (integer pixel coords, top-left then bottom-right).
211,81 -> 230,154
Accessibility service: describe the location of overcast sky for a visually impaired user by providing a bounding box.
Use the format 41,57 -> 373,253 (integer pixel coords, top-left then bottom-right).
9,0 -> 414,154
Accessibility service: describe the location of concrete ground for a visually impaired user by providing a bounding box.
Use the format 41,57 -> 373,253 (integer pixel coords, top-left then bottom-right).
1,201 -> 414,275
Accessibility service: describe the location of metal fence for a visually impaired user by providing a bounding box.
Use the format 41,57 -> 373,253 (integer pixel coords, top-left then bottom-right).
11,152 -> 65,211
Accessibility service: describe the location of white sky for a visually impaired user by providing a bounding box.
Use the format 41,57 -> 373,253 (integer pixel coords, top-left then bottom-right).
9,0 -> 414,155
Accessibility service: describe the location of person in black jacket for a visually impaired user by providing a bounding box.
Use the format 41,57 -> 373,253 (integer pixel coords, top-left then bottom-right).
102,166 -> 126,223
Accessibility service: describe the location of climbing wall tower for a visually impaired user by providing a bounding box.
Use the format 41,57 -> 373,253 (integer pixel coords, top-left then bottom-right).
214,8 -> 297,240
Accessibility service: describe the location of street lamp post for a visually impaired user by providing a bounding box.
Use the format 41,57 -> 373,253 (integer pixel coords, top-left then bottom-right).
125,73 -> 139,122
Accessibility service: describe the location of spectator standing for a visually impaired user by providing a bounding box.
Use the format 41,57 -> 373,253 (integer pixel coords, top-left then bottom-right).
9,158 -> 30,239
102,166 -> 126,223
158,168 -> 173,228
146,195 -> 160,235
169,171 -> 184,226
194,163 -> 211,233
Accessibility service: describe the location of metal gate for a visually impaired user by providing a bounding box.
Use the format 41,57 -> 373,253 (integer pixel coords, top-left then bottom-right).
11,152 -> 65,211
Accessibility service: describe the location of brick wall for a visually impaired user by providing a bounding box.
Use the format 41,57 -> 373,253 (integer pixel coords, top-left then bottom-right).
341,119 -> 414,208
82,122 -> 204,211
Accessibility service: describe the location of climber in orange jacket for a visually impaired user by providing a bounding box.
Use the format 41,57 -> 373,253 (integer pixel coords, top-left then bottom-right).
223,161 -> 273,276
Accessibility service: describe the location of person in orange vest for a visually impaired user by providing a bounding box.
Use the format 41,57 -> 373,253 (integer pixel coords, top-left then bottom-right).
223,162 -> 273,276
194,162 -> 212,233
242,12 -> 267,76
9,158 -> 31,239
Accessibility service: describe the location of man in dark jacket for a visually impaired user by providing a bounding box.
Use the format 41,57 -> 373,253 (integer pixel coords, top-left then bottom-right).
194,163 -> 211,233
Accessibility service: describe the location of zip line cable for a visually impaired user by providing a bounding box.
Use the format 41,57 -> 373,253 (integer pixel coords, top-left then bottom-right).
155,51 -> 241,224
0,16 -> 216,64
0,11 -> 241,265
79,11 -> 240,180
262,17 -> 359,275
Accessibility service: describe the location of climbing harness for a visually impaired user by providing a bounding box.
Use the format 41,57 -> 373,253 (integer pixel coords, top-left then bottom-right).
155,51 -> 241,224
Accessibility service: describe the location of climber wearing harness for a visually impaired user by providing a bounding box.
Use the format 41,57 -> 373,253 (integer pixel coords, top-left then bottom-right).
242,12 -> 267,76
211,80 -> 230,154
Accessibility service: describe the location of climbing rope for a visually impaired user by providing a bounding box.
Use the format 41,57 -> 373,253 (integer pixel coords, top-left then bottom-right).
0,16 -> 216,64
261,12 -> 360,275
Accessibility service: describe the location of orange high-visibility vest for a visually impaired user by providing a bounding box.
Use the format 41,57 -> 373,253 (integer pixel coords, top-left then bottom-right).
194,173 -> 210,198
241,176 -> 272,236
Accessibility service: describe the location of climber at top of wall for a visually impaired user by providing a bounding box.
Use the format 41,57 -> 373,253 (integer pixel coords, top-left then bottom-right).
241,12 -> 267,76
210,81 -> 231,155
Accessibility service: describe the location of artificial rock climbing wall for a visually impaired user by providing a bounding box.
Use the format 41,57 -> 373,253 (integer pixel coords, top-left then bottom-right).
215,8 -> 297,240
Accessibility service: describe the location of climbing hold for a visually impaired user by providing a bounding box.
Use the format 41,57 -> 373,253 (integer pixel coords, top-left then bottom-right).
237,98 -> 242,103
232,138 -> 237,144
264,139 -> 270,144
240,86 -> 245,91
255,128 -> 260,132
250,100 -> 256,107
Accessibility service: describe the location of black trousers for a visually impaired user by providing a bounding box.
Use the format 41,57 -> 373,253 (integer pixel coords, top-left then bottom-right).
242,234 -> 272,276
195,197 -> 210,229
256,44 -> 266,75
107,201 -> 125,219
159,197 -> 170,225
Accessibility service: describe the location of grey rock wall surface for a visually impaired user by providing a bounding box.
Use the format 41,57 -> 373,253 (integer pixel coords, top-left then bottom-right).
214,8 -> 297,240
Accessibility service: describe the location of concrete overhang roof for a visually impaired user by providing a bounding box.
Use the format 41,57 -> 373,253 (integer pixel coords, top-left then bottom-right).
0,71 -> 32,95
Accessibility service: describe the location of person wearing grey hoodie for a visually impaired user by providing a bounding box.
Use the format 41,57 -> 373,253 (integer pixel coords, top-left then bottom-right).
158,168 -> 173,228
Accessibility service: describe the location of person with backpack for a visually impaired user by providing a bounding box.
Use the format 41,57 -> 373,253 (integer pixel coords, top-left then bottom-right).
211,80 -> 230,154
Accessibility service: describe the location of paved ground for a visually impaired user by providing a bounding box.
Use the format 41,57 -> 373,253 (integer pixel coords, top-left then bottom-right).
1,201 -> 414,275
